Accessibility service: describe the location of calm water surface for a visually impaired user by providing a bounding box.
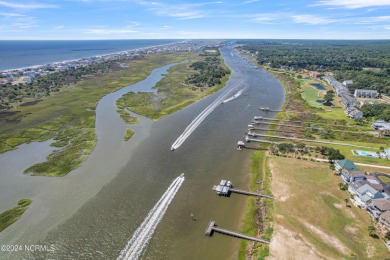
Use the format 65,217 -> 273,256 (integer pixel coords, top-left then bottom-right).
0,44 -> 285,259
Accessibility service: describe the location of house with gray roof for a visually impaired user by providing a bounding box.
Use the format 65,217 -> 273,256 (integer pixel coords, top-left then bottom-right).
354,89 -> 378,99
345,107 -> 363,119
341,92 -> 357,108
341,169 -> 365,183
353,184 -> 385,208
378,211 -> 390,234
367,198 -> 390,220
343,80 -> 353,86
348,180 -> 369,196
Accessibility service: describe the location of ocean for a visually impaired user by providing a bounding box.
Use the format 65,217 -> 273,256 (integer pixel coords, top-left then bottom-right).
0,39 -> 177,71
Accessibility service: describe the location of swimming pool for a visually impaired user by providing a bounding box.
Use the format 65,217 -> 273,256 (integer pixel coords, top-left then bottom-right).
354,150 -> 379,158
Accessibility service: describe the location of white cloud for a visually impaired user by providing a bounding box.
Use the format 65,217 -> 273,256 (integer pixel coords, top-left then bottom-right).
243,0 -> 260,4
140,1 -> 223,19
86,27 -> 138,35
0,12 -> 25,17
0,1 -> 57,9
312,0 -> 390,9
54,25 -> 65,30
292,14 -> 337,25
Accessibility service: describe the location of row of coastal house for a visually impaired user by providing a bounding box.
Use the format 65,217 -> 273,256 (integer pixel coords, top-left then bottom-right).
322,76 -> 380,120
336,159 -> 390,236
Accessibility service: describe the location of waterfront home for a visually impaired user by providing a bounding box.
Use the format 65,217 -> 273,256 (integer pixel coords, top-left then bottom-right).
366,175 -> 385,192
354,89 -> 378,98
348,180 -> 369,196
353,184 -> 385,208
345,107 -> 363,119
378,211 -> 390,234
334,159 -> 358,172
367,199 -> 390,220
341,92 -> 358,108
341,169 -> 365,183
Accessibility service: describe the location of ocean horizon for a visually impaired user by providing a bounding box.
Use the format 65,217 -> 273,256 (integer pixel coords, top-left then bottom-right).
0,39 -> 178,71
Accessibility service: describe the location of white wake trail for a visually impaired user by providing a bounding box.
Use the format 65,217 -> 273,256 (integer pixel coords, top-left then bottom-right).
117,174 -> 185,260
222,87 -> 245,104
170,87 -> 235,150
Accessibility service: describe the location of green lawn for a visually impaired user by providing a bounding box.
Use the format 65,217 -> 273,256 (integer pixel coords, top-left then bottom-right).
269,157 -> 388,259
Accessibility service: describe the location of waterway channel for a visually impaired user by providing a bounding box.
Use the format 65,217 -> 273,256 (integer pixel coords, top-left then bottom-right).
0,43 -> 285,259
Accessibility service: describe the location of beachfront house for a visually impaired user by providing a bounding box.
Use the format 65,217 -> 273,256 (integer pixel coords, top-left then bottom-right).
367,199 -> 390,220
354,89 -> 378,99
378,211 -> 390,234
334,160 -> 358,172
341,169 -> 366,183
353,184 -> 385,208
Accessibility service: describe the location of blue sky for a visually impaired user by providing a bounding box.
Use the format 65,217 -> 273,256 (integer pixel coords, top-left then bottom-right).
1,0 -> 390,39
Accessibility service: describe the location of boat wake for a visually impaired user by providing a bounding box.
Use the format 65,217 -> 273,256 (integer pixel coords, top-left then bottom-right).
171,87 -> 237,151
117,174 -> 185,260
222,88 -> 245,104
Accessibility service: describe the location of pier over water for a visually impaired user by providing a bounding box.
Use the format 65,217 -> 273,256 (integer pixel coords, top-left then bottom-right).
205,221 -> 270,244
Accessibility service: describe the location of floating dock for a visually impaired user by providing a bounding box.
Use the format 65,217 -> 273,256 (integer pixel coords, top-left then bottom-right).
237,141 -> 267,150
205,221 -> 269,244
213,180 -> 273,199
259,107 -> 283,112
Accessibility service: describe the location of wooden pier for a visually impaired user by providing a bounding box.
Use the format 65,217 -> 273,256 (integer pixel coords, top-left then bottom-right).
205,221 -> 269,244
245,134 -> 374,149
230,188 -> 273,199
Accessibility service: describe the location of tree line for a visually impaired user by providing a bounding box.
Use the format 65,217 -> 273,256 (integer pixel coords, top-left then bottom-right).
238,40 -> 390,95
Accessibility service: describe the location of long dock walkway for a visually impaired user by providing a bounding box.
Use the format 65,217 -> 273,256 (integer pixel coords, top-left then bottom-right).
245,135 -> 375,149
230,188 -> 273,199
250,122 -> 367,134
205,221 -> 269,244
255,117 -> 355,128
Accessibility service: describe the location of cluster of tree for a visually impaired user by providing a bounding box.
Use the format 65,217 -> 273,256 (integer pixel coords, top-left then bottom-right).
185,57 -> 229,88
316,146 -> 345,161
0,60 -> 116,109
238,40 -> 390,95
323,90 -> 335,104
360,103 -> 390,121
239,40 -> 390,70
335,69 -> 390,95
276,143 -> 295,153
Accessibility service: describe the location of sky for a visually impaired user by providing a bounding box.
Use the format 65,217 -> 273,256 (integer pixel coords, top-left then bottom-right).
1,0 -> 390,40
